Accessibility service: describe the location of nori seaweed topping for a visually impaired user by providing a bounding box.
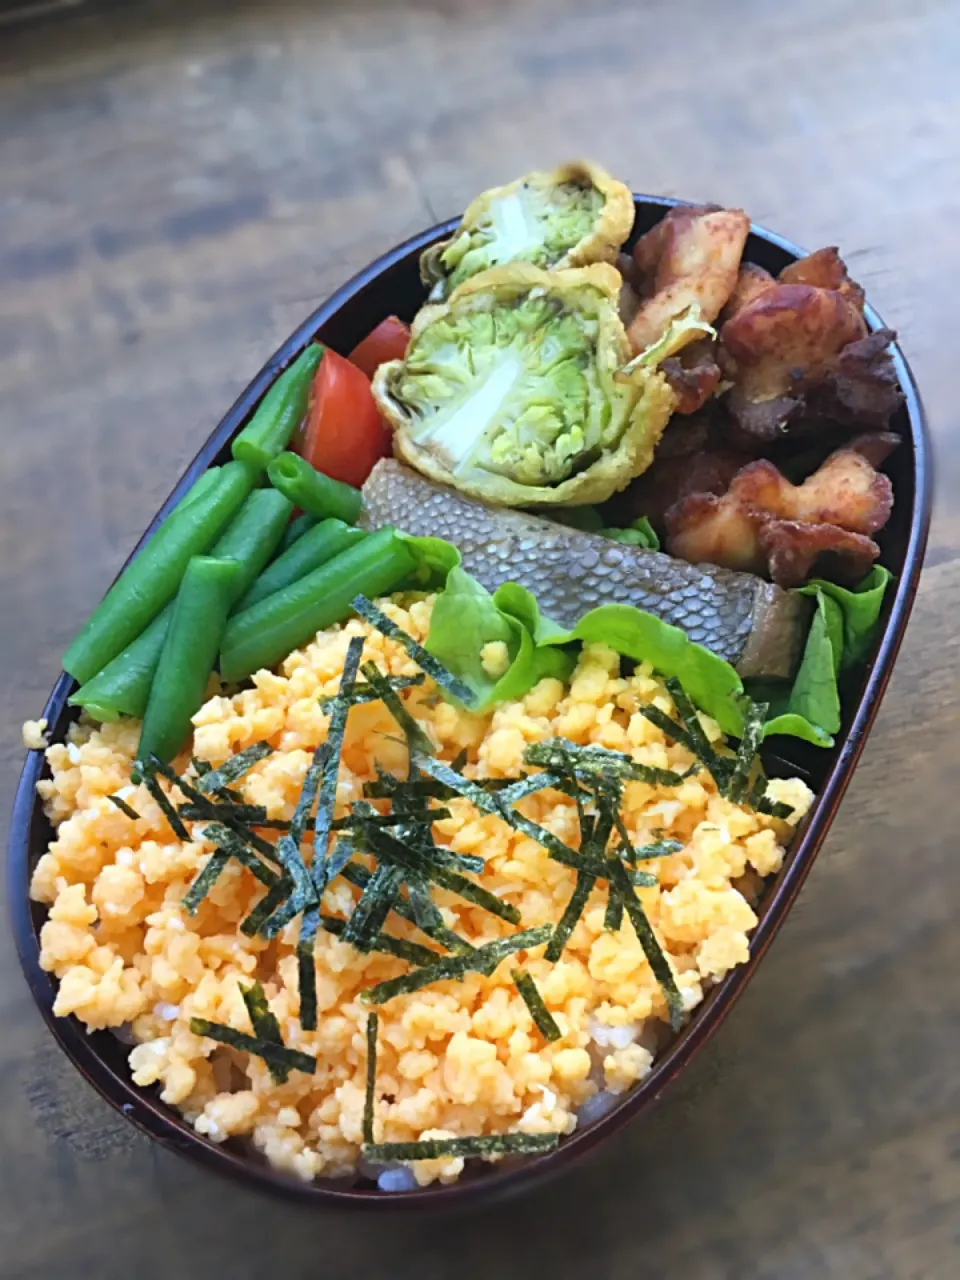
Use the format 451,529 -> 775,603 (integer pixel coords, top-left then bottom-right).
182,849 -> 231,914
351,594 -> 475,706
189,1018 -> 316,1075
362,1133 -> 559,1162
194,741 -> 274,795
361,926 -> 552,1005
311,635 -> 364,895
363,1012 -> 379,1145
512,969 -> 562,1041
107,793 -> 141,820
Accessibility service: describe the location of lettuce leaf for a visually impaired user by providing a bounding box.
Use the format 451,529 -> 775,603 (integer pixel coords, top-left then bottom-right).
426,568 -> 573,712
752,566 -> 893,746
800,565 -> 892,668
408,531 -> 891,747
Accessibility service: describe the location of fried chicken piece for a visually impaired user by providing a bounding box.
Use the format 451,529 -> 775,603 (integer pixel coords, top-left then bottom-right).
627,205 -> 750,353
726,449 -> 894,534
718,283 -> 869,443
779,246 -> 865,311
602,409 -> 751,531
616,252 -> 642,328
805,328 -> 904,428
759,521 -> 880,587
660,337 -> 723,414
664,441 -> 894,586
718,263 -> 776,325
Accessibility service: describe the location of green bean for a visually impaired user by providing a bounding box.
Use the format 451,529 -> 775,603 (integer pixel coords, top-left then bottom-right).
178,466 -> 222,510
137,556 -> 242,765
70,610 -> 169,721
210,488 -> 293,593
70,488 -> 292,721
220,527 -> 414,683
277,512 -> 317,555
266,452 -> 362,525
63,460 -> 256,685
231,344 -> 323,471
236,519 -> 367,612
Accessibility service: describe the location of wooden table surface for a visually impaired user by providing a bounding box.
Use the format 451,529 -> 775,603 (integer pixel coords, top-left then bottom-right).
2,1 -> 958,1276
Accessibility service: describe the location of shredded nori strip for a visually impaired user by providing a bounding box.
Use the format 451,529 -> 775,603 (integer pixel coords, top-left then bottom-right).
312,635 -> 364,894
359,659 -> 434,758
316,913 -> 441,967
180,801 -> 274,826
297,906 -> 320,1032
632,837 -> 684,860
727,700 -> 767,803
350,806 -> 520,924
523,739 -> 688,787
143,756 -> 282,864
189,1018 -> 316,1075
545,869 -> 596,963
191,757 -> 212,776
352,594 -> 475,706
318,672 -> 425,710
604,884 -> 624,932
340,863 -> 471,955
417,756 -> 584,869
363,1012 -> 379,1145
344,864 -> 406,952
239,980 -> 289,1084
140,770 -> 190,841
331,807 -> 454,833
512,969 -> 561,1041
362,925 -> 552,1005
605,855 -> 685,1030
362,1133 -> 559,1162
240,876 -> 293,937
746,773 -> 795,820
107,793 -> 141,820
194,741 -> 274,795
200,823 -> 279,887
755,794 -> 795,820
497,771 -> 571,806
258,833 -> 319,939
259,737 -> 332,938
182,848 -> 231,914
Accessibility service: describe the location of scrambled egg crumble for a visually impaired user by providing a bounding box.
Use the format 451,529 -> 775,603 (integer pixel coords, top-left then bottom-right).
30,595 -> 812,1186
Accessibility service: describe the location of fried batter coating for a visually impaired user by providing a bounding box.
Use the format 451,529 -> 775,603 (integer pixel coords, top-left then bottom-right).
660,338 -> 723,415
718,283 -> 868,442
627,205 -> 750,353
664,441 -> 895,585
779,246 -> 865,311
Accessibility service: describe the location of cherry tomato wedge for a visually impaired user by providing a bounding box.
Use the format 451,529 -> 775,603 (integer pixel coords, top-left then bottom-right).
348,315 -> 410,379
298,350 -> 391,489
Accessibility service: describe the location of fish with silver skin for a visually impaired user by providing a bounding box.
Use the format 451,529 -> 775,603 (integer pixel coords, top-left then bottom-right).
360,460 -> 811,680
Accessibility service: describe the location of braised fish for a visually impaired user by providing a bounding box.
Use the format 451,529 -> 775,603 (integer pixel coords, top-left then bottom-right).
361,460 -> 811,679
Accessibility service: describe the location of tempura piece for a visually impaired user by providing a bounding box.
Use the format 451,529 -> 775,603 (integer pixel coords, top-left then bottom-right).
420,161 -> 634,300
373,262 -> 676,507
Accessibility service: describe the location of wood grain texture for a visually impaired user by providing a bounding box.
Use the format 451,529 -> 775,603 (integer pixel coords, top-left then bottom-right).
1,1 -> 958,1276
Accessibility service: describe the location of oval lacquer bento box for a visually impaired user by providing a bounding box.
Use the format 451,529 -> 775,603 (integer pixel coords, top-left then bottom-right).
8,197 -> 932,1208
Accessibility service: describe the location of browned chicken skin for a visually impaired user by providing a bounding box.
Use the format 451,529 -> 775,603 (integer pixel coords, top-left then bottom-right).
664,438 -> 896,587
627,204 -> 750,353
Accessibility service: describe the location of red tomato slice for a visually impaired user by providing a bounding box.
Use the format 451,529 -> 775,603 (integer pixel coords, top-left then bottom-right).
298,350 -> 392,489
348,315 -> 410,379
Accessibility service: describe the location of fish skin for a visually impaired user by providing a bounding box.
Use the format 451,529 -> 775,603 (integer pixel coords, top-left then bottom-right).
360,460 -> 810,679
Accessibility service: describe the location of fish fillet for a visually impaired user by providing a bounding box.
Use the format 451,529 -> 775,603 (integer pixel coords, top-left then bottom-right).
360,460 -> 810,679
